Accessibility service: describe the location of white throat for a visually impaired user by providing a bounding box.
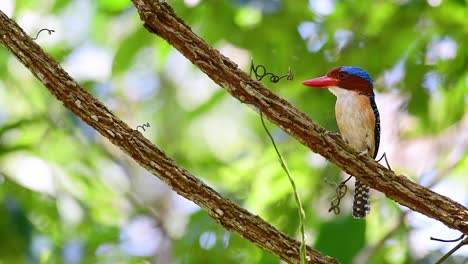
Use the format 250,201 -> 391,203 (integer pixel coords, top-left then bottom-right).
328,86 -> 358,98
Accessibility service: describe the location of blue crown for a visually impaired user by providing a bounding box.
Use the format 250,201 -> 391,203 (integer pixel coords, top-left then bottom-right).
340,66 -> 373,84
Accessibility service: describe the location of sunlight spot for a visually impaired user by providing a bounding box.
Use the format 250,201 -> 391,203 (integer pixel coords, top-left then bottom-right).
62,239 -> 83,264
334,29 -> 353,51
425,36 -> 458,64
122,48 -> 160,100
166,194 -> 200,237
235,7 -> 262,28
219,43 -> 250,70
422,70 -> 440,93
189,100 -> 254,161
120,216 -> 163,257
0,0 -> 14,17
222,232 -> 231,248
31,236 -> 52,261
172,194 -> 200,215
298,22 -> 328,52
95,243 -> 118,257
98,161 -> 130,193
60,0 -> 93,45
5,155 -> 55,194
184,0 -> 201,7
427,0 -> 442,7
167,52 -> 218,110
57,194 -> 84,225
383,59 -> 405,89
64,44 -> 112,81
199,231 -> 216,250
123,70 -> 159,100
309,0 -> 335,16
306,152 -> 327,168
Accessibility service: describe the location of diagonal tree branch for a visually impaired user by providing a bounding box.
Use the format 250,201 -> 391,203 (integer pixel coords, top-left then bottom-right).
130,0 -> 468,235
0,10 -> 337,264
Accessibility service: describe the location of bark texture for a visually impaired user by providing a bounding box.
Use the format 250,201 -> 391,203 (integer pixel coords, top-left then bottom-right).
131,0 -> 468,235
0,10 -> 337,264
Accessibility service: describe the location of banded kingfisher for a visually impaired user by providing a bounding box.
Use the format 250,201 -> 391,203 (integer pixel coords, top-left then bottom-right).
302,66 -> 380,219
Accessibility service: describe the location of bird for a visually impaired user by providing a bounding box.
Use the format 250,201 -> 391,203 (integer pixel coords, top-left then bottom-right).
302,66 -> 380,219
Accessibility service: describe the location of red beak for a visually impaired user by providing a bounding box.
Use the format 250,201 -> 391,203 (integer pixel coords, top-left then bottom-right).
302,76 -> 338,88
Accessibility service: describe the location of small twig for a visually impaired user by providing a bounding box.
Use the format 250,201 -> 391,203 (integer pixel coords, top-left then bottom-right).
433,236 -> 468,264
31,28 -> 55,40
431,234 -> 465,243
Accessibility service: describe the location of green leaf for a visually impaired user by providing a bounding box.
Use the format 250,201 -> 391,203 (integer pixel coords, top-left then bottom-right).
314,215 -> 366,263
97,0 -> 131,13
112,28 -> 153,75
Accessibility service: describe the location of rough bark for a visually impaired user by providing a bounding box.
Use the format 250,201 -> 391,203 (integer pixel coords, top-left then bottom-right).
130,0 -> 468,235
0,10 -> 337,264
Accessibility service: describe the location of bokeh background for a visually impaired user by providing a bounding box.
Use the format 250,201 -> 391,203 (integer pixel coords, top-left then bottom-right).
0,0 -> 467,263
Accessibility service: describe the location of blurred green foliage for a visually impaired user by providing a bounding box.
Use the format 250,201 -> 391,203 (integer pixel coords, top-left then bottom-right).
0,0 -> 467,263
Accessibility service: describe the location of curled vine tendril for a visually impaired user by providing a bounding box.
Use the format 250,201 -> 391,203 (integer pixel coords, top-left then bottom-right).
32,28 -> 55,40
136,122 -> 151,132
250,58 -> 293,83
324,175 -> 352,214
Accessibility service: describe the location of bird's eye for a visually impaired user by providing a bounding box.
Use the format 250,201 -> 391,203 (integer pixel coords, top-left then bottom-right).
338,72 -> 347,79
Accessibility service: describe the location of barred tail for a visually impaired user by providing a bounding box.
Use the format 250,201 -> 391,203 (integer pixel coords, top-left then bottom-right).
352,180 -> 370,218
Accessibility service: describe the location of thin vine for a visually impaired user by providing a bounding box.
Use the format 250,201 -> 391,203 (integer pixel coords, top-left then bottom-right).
260,113 -> 307,264
250,60 -> 306,263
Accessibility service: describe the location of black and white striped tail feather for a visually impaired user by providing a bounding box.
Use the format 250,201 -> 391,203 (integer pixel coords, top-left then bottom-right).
352,94 -> 379,219
352,180 -> 370,218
